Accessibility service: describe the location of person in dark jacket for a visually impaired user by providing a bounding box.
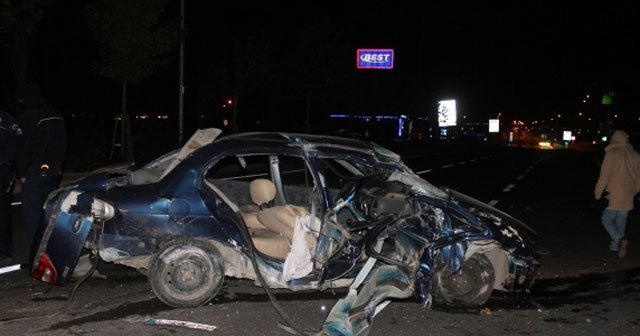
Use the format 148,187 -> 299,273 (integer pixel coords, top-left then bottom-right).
16,84 -> 66,261
0,108 -> 21,262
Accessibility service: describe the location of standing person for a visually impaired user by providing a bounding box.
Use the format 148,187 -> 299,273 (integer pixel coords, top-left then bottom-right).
0,108 -> 21,263
594,129 -> 640,258
16,84 -> 67,263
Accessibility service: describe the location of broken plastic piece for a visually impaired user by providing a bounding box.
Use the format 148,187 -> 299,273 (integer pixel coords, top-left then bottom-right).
145,318 -> 217,332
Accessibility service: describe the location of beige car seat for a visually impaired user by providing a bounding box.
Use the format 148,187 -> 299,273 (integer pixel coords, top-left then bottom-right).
239,179 -> 275,231
257,205 -> 309,241
239,179 -> 290,259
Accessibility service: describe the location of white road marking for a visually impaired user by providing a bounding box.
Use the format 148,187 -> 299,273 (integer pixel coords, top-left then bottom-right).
11,201 -> 21,206
516,174 -> 525,180
502,184 -> 515,192
0,264 -> 20,275
441,164 -> 454,169
416,169 -> 433,175
488,200 -> 499,206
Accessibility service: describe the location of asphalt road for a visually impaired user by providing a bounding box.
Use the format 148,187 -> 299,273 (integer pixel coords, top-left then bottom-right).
1,145 -> 640,335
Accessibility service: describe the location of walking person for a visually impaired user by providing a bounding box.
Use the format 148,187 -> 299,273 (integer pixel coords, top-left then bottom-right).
594,129 -> 640,258
0,108 -> 21,264
16,84 -> 67,264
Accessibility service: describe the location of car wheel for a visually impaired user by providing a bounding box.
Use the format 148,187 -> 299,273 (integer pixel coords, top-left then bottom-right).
433,253 -> 495,307
149,239 -> 225,308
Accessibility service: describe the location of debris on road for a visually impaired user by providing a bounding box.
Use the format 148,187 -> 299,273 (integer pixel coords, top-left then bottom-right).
145,318 -> 217,332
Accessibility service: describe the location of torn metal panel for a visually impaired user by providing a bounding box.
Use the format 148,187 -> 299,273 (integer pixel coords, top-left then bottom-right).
322,265 -> 414,336
388,170 -> 448,198
159,128 -> 222,180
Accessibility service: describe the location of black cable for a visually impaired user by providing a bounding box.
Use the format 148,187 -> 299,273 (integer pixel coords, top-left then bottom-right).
0,254 -> 100,324
248,247 -> 307,335
242,227 -> 308,335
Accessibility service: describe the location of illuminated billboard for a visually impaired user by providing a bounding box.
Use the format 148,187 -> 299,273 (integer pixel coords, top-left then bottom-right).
438,99 -> 457,127
489,119 -> 499,133
356,49 -> 394,69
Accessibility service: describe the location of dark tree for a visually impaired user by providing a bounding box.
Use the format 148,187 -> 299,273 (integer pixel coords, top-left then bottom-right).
0,0 -> 54,107
86,0 -> 180,162
228,25 -> 273,133
286,17 -> 347,133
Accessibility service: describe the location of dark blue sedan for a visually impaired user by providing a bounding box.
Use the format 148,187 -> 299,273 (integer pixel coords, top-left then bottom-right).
32,129 -> 540,335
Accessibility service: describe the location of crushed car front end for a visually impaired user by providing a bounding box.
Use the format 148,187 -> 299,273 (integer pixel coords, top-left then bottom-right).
315,168 -> 540,334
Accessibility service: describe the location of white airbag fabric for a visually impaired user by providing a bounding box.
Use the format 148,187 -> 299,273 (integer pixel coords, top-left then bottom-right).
283,215 -> 321,281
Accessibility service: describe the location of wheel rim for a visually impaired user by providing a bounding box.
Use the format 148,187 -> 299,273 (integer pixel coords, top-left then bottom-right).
445,258 -> 483,296
435,253 -> 495,306
158,246 -> 219,301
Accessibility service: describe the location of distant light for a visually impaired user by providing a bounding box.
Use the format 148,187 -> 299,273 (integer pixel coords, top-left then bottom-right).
227,99 -> 233,105
539,141 -> 552,149
330,114 -> 400,120
586,94 -> 590,98
489,119 -> 499,133
223,119 -> 228,126
614,114 -> 618,118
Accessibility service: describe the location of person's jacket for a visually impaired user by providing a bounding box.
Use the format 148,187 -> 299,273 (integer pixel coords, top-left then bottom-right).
16,89 -> 66,178
594,130 -> 640,211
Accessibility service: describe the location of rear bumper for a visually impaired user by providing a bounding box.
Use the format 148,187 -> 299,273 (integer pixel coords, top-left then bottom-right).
31,190 -> 93,285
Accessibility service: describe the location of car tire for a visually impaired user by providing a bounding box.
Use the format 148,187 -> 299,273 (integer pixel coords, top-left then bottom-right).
433,253 -> 495,307
149,239 -> 225,308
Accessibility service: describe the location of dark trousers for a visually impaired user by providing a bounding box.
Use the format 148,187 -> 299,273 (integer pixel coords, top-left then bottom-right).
0,169 -> 12,256
21,170 -> 61,262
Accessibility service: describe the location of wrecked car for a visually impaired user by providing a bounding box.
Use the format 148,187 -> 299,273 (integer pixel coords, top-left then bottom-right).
32,128 -> 540,334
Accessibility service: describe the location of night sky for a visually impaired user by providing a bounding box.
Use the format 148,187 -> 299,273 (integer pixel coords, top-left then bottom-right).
2,1 -> 639,132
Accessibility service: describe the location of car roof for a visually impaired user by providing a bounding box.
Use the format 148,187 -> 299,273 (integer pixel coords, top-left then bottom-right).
157,132 -> 382,183
216,132 -> 377,152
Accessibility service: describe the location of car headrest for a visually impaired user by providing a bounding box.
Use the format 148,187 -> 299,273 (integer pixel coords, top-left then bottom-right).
249,178 -> 276,207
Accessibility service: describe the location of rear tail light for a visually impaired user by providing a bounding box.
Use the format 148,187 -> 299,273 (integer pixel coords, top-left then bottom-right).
32,253 -> 57,284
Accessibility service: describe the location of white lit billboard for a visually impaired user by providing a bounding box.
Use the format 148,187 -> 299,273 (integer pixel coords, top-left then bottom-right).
438,99 -> 457,127
563,131 -> 572,141
489,119 -> 499,133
